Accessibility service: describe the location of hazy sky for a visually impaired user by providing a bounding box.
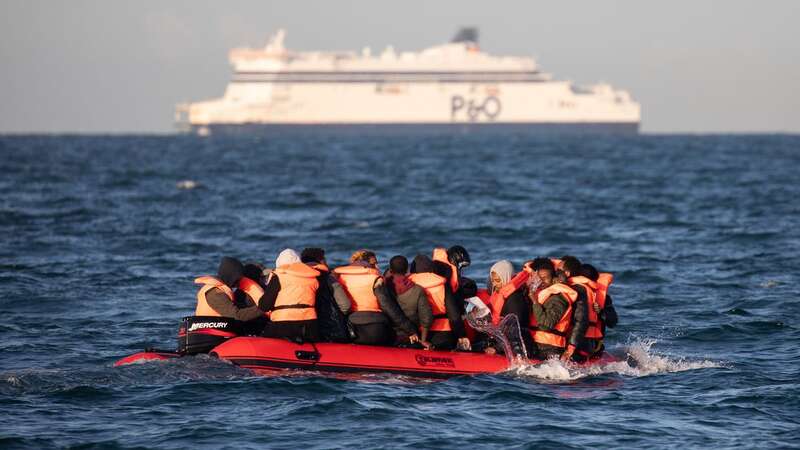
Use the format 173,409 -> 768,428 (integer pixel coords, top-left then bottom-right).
1,1 -> 798,133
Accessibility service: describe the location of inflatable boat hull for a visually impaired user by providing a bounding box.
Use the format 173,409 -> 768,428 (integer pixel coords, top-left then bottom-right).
211,337 -> 510,378
115,337 -> 617,378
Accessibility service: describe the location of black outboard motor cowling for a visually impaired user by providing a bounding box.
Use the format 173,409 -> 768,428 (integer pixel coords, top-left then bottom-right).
177,316 -> 244,355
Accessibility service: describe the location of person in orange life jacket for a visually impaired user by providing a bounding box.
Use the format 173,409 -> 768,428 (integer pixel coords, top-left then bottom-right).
432,246 -> 479,308
528,257 -> 578,360
580,263 -> 618,357
384,255 -> 433,349
557,256 -> 590,362
478,259 -> 535,357
409,255 -> 470,351
259,249 -> 322,342
335,250 -> 419,346
228,262 -> 270,335
194,256 -> 266,322
300,247 -> 354,343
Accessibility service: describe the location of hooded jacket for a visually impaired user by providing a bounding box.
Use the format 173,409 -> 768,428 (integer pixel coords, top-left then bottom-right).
385,273 -> 434,332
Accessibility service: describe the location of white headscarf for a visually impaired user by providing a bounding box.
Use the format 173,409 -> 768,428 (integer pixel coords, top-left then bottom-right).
488,260 -> 514,294
275,248 -> 300,268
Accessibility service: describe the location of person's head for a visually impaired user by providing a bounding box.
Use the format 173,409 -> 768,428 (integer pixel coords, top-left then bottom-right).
300,247 -> 326,265
488,260 -> 514,294
242,263 -> 264,282
217,256 -> 244,288
580,263 -> 600,282
389,255 -> 409,275
350,249 -> 378,268
531,257 -> 556,287
410,254 -> 435,274
275,248 -> 301,268
447,245 -> 471,271
560,255 -> 582,278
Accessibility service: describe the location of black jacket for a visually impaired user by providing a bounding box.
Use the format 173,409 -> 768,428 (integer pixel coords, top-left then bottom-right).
314,271 -> 352,342
600,294 -> 618,332
500,288 -> 530,325
567,284 -> 589,348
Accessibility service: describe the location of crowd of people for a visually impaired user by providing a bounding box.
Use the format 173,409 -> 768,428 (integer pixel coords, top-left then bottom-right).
192,246 -> 618,362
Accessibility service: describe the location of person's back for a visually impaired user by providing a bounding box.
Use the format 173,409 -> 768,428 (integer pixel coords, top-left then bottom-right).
300,247 -> 352,343
195,256 -> 265,322
409,255 -> 470,351
335,250 -> 418,346
385,255 -> 433,348
260,249 -> 322,342
580,263 -> 618,357
559,256 -> 590,362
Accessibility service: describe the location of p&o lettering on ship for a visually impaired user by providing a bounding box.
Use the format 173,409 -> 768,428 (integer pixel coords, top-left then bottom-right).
451,95 -> 502,121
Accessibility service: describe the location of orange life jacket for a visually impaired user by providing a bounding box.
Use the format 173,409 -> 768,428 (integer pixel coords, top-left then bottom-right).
271,262 -> 320,322
530,283 -> 578,348
237,276 -> 264,304
309,262 -> 329,273
489,271 -> 532,325
585,273 -> 613,339
334,265 -> 382,313
194,276 -> 234,317
567,275 -> 599,338
408,272 -> 451,332
432,247 -> 459,293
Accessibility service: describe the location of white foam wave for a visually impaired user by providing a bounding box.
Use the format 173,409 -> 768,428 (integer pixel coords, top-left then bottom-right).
510,338 -> 722,382
176,180 -> 199,190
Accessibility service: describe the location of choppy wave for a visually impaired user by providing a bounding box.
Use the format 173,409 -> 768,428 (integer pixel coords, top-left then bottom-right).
510,337 -> 723,382
1,134 -> 798,448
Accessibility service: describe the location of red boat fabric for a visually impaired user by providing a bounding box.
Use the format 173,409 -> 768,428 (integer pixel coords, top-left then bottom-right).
115,337 -> 618,378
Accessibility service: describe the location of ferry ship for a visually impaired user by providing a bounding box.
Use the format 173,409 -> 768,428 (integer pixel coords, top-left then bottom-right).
176,28 -> 641,135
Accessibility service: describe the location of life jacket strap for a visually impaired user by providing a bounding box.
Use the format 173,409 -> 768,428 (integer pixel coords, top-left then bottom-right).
272,304 -> 314,310
533,327 -> 567,337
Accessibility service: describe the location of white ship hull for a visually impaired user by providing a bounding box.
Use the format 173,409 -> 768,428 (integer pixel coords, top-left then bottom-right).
177,29 -> 640,135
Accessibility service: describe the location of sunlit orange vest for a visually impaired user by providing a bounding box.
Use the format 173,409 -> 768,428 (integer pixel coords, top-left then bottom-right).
334,265 -> 382,313
488,271 -> 531,325
194,276 -> 234,317
585,273 -> 613,339
567,275 -> 598,338
529,283 -> 578,348
238,277 -> 264,304
432,247 -> 459,293
409,272 -> 451,332
271,262 -> 320,322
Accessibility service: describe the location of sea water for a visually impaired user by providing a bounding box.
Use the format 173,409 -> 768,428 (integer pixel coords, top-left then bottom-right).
1,133 -> 798,448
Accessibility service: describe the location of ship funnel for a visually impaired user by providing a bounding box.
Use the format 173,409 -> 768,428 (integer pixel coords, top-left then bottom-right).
265,29 -> 286,53
451,27 -> 479,44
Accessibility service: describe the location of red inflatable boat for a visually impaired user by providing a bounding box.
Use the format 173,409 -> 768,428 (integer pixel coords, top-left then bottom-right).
115,337 -> 617,378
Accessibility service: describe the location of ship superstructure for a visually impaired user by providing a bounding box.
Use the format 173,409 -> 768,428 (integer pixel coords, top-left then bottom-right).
176,28 -> 640,134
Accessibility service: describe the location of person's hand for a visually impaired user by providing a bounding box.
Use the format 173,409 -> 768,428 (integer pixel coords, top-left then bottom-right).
457,337 -> 472,351
593,301 -> 601,314
560,346 -> 574,362
484,346 -> 497,355
523,260 -> 535,273
420,340 -> 432,350
409,334 -> 420,344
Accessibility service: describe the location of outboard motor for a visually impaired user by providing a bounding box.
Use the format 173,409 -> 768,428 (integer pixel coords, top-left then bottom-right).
177,316 -> 244,355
